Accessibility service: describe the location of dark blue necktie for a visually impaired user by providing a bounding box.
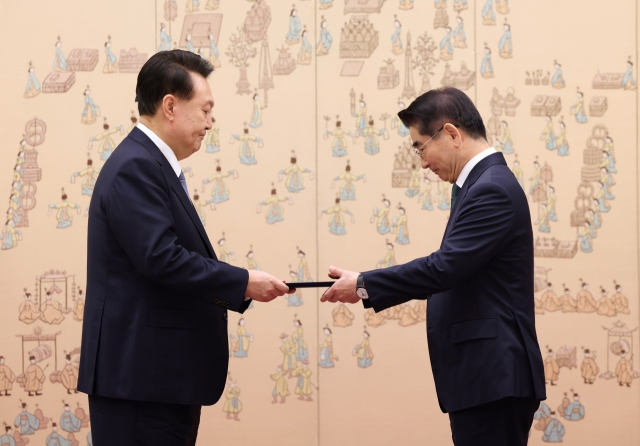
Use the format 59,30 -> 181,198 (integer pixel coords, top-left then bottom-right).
451,184 -> 461,210
178,172 -> 190,199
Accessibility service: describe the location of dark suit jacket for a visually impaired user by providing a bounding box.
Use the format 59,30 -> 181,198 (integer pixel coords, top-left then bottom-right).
362,152 -> 546,413
78,127 -> 250,406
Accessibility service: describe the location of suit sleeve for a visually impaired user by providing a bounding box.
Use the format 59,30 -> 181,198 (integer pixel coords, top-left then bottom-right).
104,153 -> 249,313
361,182 -> 515,312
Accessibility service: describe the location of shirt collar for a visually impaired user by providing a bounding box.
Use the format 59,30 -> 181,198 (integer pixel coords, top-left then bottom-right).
455,147 -> 497,188
137,123 -> 182,178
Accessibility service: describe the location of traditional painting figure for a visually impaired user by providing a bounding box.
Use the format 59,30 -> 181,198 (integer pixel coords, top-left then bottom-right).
257,185 -> 292,224
439,27 -> 453,61
270,365 -> 289,404
546,185 -> 557,222
551,61 -> 565,88
361,117 -> 388,155
377,241 -> 396,269
391,100 -> 410,136
216,233 -> 235,264
73,289 -> 85,321
496,121 -> 514,154
246,247 -> 259,270
48,189 -> 81,229
59,403 -> 81,433
319,325 -> 338,368
405,164 -> 421,198
320,196 -> 354,235
24,356 -> 45,396
537,203 -> 551,233
498,22 -> 513,58
352,97 -> 368,136
398,302 -> 419,327
203,161 -> 238,204
292,317 -> 309,364
317,17 -> 333,56
392,205 -> 410,245
40,291 -> 65,324
298,28 -> 312,65
400,0 -> 415,10
580,348 -> 598,384
90,119 -> 123,161
286,7 -> 302,45
14,403 -> 39,435
622,57 -> 636,90
249,92 -> 263,128
371,196 -> 392,235
206,0 -> 219,9
325,116 -> 356,157
232,318 -> 252,358
331,303 -> 354,327
419,176 -> 434,210
542,283 -> 561,312
541,117 -> 556,151
222,376 -> 242,421
81,87 -> 99,125
320,0 -> 333,9
453,0 -> 467,11
616,350 -> 633,387
292,363 -> 314,401
280,333 -> 298,376
52,37 -> 68,71
496,0 -> 509,14
453,16 -> 467,48
158,23 -> 171,52
437,180 -> 451,210
482,0 -> 496,25
192,190 -> 211,227
279,152 -> 314,193
103,36 -> 118,73
601,166 -> 615,199
603,136 -> 616,173
46,423 -> 72,446
0,356 -> 16,396
571,89 -> 588,123
71,156 -> 100,196
204,117 -> 220,153
19,291 -> 42,324
542,412 -> 565,443
208,33 -> 221,68
0,426 -> 15,446
544,348 -> 559,386
480,45 -> 494,78
296,247 -> 312,282
576,280 -> 597,311
364,307 -> 386,327
533,401 -> 551,431
230,125 -> 263,165
61,355 -> 78,395
612,281 -> 630,314
391,17 -> 403,55
564,393 -> 585,421
332,160 -> 365,200
596,287 -> 616,317
560,285 -> 577,313
24,62 -> 41,98
353,327 -> 374,368
185,33 -> 195,53
287,268 -> 304,307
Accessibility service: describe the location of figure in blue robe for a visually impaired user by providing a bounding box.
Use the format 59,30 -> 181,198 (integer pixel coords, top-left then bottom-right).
294,338 -> 308,363
481,48 -> 494,77
52,41 -> 67,71
288,291 -> 303,306
14,410 -> 39,435
46,430 -> 72,446
318,344 -> 334,368
482,0 -> 495,23
286,11 -> 302,43
534,402 -> 551,420
158,27 -> 171,52
551,63 -> 565,87
622,61 -> 636,89
542,418 -> 565,443
498,25 -> 512,56
82,95 -> 97,120
579,225 -> 593,253
105,46 -> 117,65
25,69 -> 41,96
87,432 -> 93,446
0,432 -> 16,446
439,29 -> 453,59
453,19 -> 466,47
318,27 -> 332,54
60,410 -> 81,433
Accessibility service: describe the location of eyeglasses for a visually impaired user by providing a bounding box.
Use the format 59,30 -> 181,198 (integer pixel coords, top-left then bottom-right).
413,126 -> 444,158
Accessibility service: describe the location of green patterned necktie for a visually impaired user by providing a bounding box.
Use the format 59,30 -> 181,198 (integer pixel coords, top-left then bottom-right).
451,183 -> 461,210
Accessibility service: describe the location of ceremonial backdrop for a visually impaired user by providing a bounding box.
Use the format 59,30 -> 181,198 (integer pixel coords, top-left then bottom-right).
1,0 -> 639,444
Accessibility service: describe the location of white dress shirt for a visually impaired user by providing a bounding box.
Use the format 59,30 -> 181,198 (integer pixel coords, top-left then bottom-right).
455,147 -> 497,188
137,123 -> 182,178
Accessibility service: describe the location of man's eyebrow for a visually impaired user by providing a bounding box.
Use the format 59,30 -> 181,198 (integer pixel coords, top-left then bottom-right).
412,141 -> 420,148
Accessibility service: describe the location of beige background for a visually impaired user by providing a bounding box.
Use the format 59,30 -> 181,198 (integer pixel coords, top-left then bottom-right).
1,0 -> 639,444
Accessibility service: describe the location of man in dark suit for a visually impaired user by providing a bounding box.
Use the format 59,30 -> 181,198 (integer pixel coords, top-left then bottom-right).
321,87 -> 546,446
78,50 -> 290,446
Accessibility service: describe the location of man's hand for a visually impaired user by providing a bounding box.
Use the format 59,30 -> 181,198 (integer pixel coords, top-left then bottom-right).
320,266 -> 360,304
245,270 -> 291,302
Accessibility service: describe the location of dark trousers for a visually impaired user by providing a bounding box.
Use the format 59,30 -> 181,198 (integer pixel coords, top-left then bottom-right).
89,395 -> 201,446
448,397 -> 539,446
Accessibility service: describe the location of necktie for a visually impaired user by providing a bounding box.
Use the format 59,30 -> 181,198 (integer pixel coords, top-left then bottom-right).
178,172 -> 190,200
451,183 -> 461,210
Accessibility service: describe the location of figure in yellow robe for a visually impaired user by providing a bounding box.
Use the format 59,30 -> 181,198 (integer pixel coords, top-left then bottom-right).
258,191 -> 292,224
222,383 -> 242,419
398,302 -> 419,327
233,321 -> 251,358
511,160 -> 524,190
204,121 -> 220,153
544,350 -> 559,385
616,352 -> 633,387
280,335 -> 298,375
279,157 -> 313,194
612,284 -> 631,314
377,243 -> 396,269
320,198 -> 354,235
90,124 -> 121,161
0,357 -> 16,396
270,366 -> 290,403
325,120 -> 355,157
292,323 -> 309,364
73,290 -> 85,321
25,358 -> 45,396
576,284 -> 596,313
542,285 -> 561,312
580,350 -> 598,384
332,303 -> 354,327
392,209 -> 410,245
61,358 -> 78,394
596,288 -> 616,317
71,161 -> 100,196
354,333 -> 373,368
19,293 -> 42,324
48,196 -> 80,229
319,328 -> 337,368
292,364 -> 313,401
364,307 -> 386,327
560,287 -> 577,313
40,293 -> 65,324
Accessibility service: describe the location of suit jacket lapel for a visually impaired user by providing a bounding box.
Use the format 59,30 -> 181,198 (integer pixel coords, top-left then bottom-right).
128,128 -> 216,259
441,152 -> 507,242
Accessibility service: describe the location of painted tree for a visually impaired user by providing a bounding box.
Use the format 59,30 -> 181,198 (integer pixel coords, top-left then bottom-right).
413,31 -> 439,95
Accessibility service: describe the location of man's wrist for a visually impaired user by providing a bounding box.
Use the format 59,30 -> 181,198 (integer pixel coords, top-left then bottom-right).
356,273 -> 369,299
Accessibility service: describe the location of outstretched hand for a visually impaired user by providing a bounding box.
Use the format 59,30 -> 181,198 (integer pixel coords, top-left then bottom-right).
245,270 -> 292,302
320,266 -> 360,304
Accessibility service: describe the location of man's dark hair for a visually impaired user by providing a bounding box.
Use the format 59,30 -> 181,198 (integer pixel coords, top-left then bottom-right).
398,87 -> 487,140
136,50 -> 213,116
